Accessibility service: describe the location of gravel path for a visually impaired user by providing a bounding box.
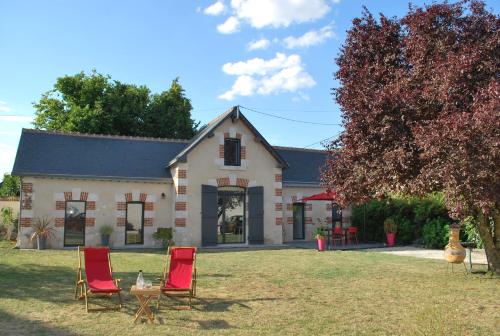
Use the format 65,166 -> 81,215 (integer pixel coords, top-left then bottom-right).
366,246 -> 488,264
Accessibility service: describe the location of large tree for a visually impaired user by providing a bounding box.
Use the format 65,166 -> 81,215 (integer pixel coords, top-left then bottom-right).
322,1 -> 500,273
33,71 -> 198,139
0,174 -> 20,198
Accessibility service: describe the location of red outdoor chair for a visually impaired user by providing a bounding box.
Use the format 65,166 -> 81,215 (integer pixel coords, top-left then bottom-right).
332,227 -> 345,247
346,226 -> 359,245
75,247 -> 122,312
157,247 -> 197,309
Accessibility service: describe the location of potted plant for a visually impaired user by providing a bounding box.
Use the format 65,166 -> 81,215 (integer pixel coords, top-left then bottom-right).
99,225 -> 113,246
314,226 -> 326,251
30,216 -> 55,250
384,218 -> 397,247
152,228 -> 174,248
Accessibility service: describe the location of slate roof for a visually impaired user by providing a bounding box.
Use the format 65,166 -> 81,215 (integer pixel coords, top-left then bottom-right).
12,129 -> 189,181
275,147 -> 327,186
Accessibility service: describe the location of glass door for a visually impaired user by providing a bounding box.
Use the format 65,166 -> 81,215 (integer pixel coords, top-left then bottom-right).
64,201 -> 86,247
217,187 -> 245,244
293,203 -> 305,240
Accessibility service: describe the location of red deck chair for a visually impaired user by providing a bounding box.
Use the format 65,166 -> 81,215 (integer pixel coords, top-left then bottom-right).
75,247 -> 122,312
157,247 -> 197,309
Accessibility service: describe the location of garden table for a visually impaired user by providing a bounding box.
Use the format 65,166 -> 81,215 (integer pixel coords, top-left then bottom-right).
130,285 -> 161,323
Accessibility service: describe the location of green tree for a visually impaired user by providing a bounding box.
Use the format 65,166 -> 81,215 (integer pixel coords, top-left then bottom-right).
0,174 -> 20,197
33,71 -> 198,138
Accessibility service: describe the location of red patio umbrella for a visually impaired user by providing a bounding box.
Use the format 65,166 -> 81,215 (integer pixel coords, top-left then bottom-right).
300,190 -> 337,202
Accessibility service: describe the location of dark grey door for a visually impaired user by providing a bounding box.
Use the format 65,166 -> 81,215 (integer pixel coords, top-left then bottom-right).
201,184 -> 218,246
248,186 -> 264,244
293,203 -> 305,240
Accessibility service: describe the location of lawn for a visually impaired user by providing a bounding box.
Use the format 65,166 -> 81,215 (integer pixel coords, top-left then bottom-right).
0,241 -> 498,336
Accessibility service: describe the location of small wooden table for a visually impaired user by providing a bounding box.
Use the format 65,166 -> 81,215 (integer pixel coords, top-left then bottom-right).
130,285 -> 161,323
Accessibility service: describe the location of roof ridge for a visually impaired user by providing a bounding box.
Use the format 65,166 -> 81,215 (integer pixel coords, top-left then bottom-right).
22,128 -> 192,143
273,145 -> 327,153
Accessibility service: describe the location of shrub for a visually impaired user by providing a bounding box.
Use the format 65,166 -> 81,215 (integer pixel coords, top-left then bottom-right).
99,225 -> 113,235
422,218 -> 450,248
394,215 -> 413,244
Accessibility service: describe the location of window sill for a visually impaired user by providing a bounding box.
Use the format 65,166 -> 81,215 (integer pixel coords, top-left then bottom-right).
218,165 -> 248,171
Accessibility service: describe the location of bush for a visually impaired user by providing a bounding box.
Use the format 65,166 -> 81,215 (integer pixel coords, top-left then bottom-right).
394,215 -> 413,244
422,218 -> 450,248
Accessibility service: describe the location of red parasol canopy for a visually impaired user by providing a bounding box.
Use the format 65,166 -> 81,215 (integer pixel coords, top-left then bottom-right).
300,190 -> 337,202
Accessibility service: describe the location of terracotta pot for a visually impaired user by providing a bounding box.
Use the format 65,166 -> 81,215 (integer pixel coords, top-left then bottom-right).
444,226 -> 466,263
317,237 -> 326,251
386,233 -> 395,247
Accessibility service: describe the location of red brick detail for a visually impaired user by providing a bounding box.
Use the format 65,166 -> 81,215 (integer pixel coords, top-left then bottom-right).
86,201 -> 96,210
236,178 -> 249,188
219,144 -> 225,158
55,218 -> 64,227
326,203 -> 332,211
175,218 -> 186,227
175,202 -> 187,211
85,217 -> 95,227
144,218 -> 153,226
117,217 -> 126,226
125,193 -> 133,202
305,217 -> 313,225
20,218 -> 33,227
177,186 -> 187,194
287,217 -> 293,224
144,202 -> 154,211
21,183 -> 33,193
80,192 -> 88,201
305,203 -> 312,211
275,217 -> 283,225
139,193 -> 146,202
275,188 -> 282,196
21,198 -> 32,210
224,132 -> 230,139
275,174 -> 282,182
217,177 -> 230,187
291,196 -> 297,202
326,216 -> 332,224
64,192 -> 72,201
56,201 -> 65,210
117,202 -> 126,211
286,203 -> 293,211
236,133 -> 242,139
240,146 -> 246,159
275,203 -> 283,211
178,170 -> 187,179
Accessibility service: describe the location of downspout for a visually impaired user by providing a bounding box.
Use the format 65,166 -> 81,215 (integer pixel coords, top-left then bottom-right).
15,176 -> 22,248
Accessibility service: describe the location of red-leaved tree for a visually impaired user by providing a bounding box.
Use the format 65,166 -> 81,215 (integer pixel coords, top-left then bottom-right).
322,0 -> 500,273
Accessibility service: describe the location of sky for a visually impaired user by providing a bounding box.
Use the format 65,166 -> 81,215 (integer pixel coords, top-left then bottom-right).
0,0 -> 498,176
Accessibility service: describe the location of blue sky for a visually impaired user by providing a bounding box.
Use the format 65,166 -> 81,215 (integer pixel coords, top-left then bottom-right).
0,0 -> 498,176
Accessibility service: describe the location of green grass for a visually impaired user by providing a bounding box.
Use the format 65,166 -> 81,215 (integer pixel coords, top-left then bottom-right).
0,240 -> 498,335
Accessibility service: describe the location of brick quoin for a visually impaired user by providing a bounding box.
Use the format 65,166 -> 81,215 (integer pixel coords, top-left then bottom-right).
305,217 -> 313,225
177,186 -> 187,194
21,183 -> 33,193
125,193 -> 133,202
144,202 -> 154,211
178,170 -> 187,179
275,174 -> 282,182
86,201 -> 96,210
240,146 -> 246,159
117,218 -> 126,226
175,218 -> 186,227
275,188 -> 282,196
287,217 -> 293,224
64,192 -> 72,201
287,203 -> 293,211
144,218 -> 153,226
85,218 -> 95,227
55,218 -> 64,227
56,201 -> 65,210
80,192 -> 88,201
305,203 -> 312,211
21,198 -> 32,210
20,218 -> 33,227
219,144 -> 225,158
235,133 -> 241,139
275,217 -> 283,225
175,202 -> 187,211
224,132 -> 230,139
117,202 -> 126,211
275,203 -> 283,211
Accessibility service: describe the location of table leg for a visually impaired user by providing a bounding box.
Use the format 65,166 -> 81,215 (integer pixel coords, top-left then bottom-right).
134,295 -> 155,323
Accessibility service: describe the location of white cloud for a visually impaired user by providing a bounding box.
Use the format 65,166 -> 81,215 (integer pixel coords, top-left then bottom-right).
0,142 -> 16,175
204,1 -> 226,16
217,16 -> 240,34
230,0 -> 331,29
283,25 -> 335,49
219,53 -> 316,100
247,38 -> 270,51
0,101 -> 12,113
0,115 -> 33,123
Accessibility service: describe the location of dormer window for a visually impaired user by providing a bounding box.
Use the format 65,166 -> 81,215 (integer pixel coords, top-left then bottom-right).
224,138 -> 241,166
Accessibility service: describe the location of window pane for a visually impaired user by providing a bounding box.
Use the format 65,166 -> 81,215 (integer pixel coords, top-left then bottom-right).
224,138 -> 240,166
65,201 -> 86,246
126,203 -> 144,244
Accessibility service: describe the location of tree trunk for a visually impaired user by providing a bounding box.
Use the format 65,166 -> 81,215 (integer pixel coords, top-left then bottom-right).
477,210 -> 500,275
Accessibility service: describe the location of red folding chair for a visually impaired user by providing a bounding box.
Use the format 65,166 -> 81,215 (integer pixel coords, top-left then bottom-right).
157,247 -> 197,309
75,247 -> 122,312
346,226 -> 359,245
332,227 -> 345,247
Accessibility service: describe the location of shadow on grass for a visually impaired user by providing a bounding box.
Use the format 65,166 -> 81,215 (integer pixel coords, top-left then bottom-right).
0,308 -> 80,336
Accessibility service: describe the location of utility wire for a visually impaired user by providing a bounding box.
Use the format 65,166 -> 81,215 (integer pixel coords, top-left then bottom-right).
244,106 -> 335,113
239,105 -> 341,126
303,132 -> 342,149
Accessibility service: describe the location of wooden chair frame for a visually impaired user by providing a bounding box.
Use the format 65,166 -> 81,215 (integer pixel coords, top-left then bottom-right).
157,246 -> 197,310
75,246 -> 122,312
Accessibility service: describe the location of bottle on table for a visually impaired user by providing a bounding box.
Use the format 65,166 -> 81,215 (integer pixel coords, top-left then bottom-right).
136,270 -> 145,289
